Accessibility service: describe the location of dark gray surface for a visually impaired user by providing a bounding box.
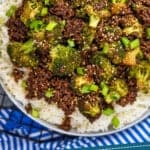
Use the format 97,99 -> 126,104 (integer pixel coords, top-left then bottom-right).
0,85 -> 13,107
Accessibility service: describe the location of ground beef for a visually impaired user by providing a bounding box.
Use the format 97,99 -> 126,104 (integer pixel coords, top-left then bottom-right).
35,43 -> 51,67
141,40 -> 150,58
128,0 -> 150,7
135,8 -> 150,26
96,22 -> 122,43
59,116 -> 71,131
26,67 -> 52,99
49,77 -> 77,115
78,94 -> 102,123
25,103 -> 32,113
93,0 -> 108,11
116,65 -> 129,79
117,79 -> 137,106
12,68 -> 24,82
63,18 -> 85,45
6,18 -> 28,42
80,46 -> 97,65
49,2 -> 75,19
86,64 -> 103,84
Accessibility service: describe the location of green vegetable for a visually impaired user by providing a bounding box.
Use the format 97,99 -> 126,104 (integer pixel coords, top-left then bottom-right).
89,15 -> 100,28
6,5 -> 17,17
21,40 -> 35,54
129,61 -> 150,92
31,109 -> 40,118
111,0 -> 127,3
46,21 -> 58,31
99,41 -> 125,65
105,91 -> 121,103
130,39 -> 140,49
76,67 -> 85,76
100,81 -> 109,96
92,54 -> 117,80
80,84 -> 91,94
103,108 -> 115,116
79,97 -> 101,118
112,116 -> 120,128
123,16 -> 143,38
84,102 -> 101,117
7,42 -> 38,67
102,43 -> 109,54
146,28 -> 150,39
21,80 -> 27,89
20,0 -> 43,24
73,75 -> 93,90
121,37 -> 130,48
44,0 -> 49,5
67,39 -> 75,48
111,79 -> 128,97
41,7 -> 48,16
90,84 -> 99,92
123,47 -> 143,66
45,88 -> 54,98
80,84 -> 99,94
29,20 -> 44,32
50,45 -> 81,76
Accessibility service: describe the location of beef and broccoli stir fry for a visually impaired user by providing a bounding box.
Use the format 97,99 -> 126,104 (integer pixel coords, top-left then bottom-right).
6,0 -> 150,130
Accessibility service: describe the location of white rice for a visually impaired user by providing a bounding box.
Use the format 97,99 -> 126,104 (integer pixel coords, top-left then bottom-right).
0,0 -> 149,133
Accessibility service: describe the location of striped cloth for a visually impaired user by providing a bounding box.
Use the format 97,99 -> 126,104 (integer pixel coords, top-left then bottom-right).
0,108 -> 149,150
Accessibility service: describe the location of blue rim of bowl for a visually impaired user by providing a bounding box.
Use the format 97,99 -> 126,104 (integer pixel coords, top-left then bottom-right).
0,80 -> 150,137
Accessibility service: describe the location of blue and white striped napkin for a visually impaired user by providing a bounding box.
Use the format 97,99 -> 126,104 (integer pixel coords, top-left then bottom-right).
0,108 -> 149,150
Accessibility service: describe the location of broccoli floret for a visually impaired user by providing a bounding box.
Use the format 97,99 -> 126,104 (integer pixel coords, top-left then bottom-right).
111,1 -> 127,15
122,16 -> 143,38
49,45 -> 81,76
20,0 -> 43,25
7,41 -> 38,67
129,61 -> 150,92
92,53 -> 117,80
111,79 -> 128,97
101,41 -> 125,64
72,74 -> 94,92
78,95 -> 101,121
123,48 -> 143,66
82,26 -> 96,49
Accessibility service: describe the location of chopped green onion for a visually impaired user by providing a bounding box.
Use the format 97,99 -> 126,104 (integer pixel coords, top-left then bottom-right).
21,80 -> 27,88
146,28 -> 150,39
21,40 -> 35,54
103,108 -> 115,116
90,84 -> 99,92
80,84 -> 99,93
67,39 -> 75,47
111,0 -> 127,3
41,7 -> 48,16
31,109 -> 39,118
100,81 -> 109,96
29,20 -> 44,32
76,67 -> 85,76
130,39 -> 140,49
121,37 -> 130,48
112,116 -> 120,128
45,88 -> 54,98
61,20 -> 66,27
102,43 -> 109,54
46,21 -> 58,31
80,85 -> 91,94
44,0 -> 50,5
105,91 -> 120,104
109,91 -> 121,101
89,15 -> 100,28
6,5 -> 17,17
